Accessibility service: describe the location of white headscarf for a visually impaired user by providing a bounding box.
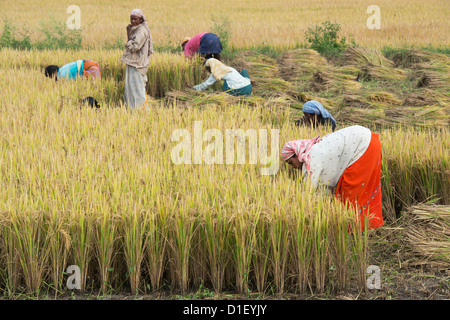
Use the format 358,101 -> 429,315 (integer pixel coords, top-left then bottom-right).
130,9 -> 153,56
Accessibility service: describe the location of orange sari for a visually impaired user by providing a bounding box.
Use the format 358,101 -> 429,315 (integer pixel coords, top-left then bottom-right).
335,132 -> 384,231
82,60 -> 101,80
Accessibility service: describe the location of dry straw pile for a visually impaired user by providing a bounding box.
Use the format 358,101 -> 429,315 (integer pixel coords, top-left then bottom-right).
403,205 -> 450,270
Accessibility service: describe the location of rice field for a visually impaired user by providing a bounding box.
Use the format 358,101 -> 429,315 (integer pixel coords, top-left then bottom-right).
0,46 -> 448,297
1,0 -> 449,49
0,0 -> 449,300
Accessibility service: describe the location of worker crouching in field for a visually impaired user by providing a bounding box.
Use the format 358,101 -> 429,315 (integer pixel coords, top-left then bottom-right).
120,8 -> 153,110
44,60 -> 101,81
193,58 -> 252,96
282,125 -> 384,231
295,100 -> 337,132
181,33 -> 222,60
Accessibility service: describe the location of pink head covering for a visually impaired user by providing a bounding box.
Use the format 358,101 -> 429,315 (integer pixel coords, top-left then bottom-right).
130,9 -> 153,56
282,136 -> 321,174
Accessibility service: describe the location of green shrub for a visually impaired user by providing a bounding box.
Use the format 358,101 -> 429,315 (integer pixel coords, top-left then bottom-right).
305,21 -> 348,58
36,17 -> 82,50
211,14 -> 231,54
0,20 -> 32,50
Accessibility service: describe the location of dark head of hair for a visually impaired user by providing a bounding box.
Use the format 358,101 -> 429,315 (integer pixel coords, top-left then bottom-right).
181,41 -> 188,50
44,65 -> 59,80
81,97 -> 100,109
45,65 -> 59,80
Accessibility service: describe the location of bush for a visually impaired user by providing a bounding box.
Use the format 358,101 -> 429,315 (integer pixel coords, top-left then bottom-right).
305,21 -> 348,58
211,14 -> 231,54
0,20 -> 32,50
36,17 -> 82,50
0,18 -> 82,50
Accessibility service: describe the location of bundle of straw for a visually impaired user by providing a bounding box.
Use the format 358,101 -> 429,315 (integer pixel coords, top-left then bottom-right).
402,89 -> 450,108
365,92 -> 402,105
310,69 -> 362,93
391,49 -> 449,69
415,61 -> 450,89
278,49 -> 329,82
342,46 -> 393,67
359,63 -> 407,82
403,205 -> 450,270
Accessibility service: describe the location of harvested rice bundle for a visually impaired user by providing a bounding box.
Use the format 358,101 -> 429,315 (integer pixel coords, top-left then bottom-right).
311,70 -> 332,91
310,69 -> 361,93
365,92 -> 402,105
334,106 -> 385,126
391,49 -> 449,69
279,49 -> 328,82
342,46 -> 393,67
359,63 -> 407,82
252,78 -> 294,95
402,89 -> 450,108
384,106 -> 449,128
232,52 -> 279,79
164,90 -> 264,108
341,95 -> 371,109
340,93 -> 400,110
165,90 -> 232,106
404,205 -> 450,270
414,61 -> 450,89
335,65 -> 361,77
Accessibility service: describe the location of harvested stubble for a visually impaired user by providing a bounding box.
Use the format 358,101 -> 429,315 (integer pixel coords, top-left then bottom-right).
403,205 -> 450,270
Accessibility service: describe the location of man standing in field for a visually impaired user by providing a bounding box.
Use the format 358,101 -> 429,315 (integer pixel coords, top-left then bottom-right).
121,9 -> 153,110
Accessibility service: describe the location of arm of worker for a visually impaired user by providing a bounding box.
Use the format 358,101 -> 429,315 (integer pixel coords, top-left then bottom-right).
193,74 -> 217,91
125,28 -> 147,53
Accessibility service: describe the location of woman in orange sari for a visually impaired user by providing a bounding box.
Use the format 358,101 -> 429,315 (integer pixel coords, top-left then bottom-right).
44,59 -> 101,81
282,125 -> 384,231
